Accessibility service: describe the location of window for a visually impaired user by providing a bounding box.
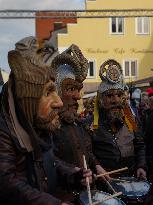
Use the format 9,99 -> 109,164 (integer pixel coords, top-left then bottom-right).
136,17 -> 150,34
87,60 -> 95,78
123,60 -> 138,79
110,17 -> 124,34
54,22 -> 63,30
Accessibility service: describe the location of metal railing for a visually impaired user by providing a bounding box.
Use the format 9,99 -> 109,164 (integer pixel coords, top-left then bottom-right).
0,9 -> 153,19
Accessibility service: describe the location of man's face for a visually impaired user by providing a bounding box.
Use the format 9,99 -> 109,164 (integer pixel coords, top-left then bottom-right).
61,78 -> 82,114
101,89 -> 124,127
36,80 -> 63,131
102,89 -> 124,110
122,90 -> 130,107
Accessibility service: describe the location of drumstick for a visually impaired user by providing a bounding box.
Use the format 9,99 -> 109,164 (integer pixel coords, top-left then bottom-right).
96,167 -> 128,178
105,180 -> 116,194
92,192 -> 122,205
83,155 -> 92,205
111,178 -> 131,183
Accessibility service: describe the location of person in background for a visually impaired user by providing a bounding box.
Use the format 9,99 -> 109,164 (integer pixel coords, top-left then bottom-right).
81,98 -> 94,130
138,92 -> 150,133
131,88 -> 141,118
144,95 -> 153,182
0,37 -> 92,205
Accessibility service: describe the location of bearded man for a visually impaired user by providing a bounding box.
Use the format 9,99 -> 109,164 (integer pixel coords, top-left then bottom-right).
0,37 -> 92,205
92,59 -> 146,178
52,45 -> 110,200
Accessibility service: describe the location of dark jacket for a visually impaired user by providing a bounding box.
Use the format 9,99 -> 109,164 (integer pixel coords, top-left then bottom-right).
144,110 -> 153,177
92,124 -> 146,174
53,119 -> 98,171
0,84 -> 82,205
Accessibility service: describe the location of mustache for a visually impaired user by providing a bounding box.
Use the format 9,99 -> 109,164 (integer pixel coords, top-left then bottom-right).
110,104 -> 123,110
61,101 -> 79,109
68,102 -> 79,107
48,109 -> 59,121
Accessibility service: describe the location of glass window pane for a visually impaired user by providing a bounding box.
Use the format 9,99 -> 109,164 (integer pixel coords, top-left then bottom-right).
54,22 -> 62,30
112,17 -> 116,33
118,18 -> 123,33
144,17 -> 149,33
125,61 -> 129,76
131,61 -> 136,76
137,17 -> 142,33
89,61 -> 94,76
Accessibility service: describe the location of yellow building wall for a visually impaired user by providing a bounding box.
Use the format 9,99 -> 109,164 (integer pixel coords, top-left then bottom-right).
58,0 -> 153,84
86,0 -> 153,10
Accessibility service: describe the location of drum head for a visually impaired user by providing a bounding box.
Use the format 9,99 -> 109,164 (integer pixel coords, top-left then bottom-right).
111,177 -> 151,199
80,191 -> 126,205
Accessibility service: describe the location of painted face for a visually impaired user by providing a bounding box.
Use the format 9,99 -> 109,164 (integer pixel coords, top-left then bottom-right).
61,78 -> 83,114
36,80 -> 63,131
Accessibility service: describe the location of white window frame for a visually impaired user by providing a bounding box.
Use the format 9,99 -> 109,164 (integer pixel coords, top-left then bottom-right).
123,59 -> 138,80
135,17 -> 151,35
87,59 -> 96,79
110,17 -> 125,35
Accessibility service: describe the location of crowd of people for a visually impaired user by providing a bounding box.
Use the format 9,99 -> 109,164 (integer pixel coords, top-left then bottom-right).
0,36 -> 153,205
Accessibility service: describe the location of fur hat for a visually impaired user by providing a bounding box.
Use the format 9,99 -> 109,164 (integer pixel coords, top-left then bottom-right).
8,49 -> 56,124
98,59 -> 124,94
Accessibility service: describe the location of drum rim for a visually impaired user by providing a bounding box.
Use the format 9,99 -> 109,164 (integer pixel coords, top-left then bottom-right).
110,177 -> 151,198
80,190 -> 126,205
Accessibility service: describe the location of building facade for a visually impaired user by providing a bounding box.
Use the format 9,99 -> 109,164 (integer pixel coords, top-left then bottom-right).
57,0 -> 153,93
36,12 -> 77,41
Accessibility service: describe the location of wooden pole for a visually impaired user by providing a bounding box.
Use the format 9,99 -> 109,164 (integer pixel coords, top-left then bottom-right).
83,155 -> 93,205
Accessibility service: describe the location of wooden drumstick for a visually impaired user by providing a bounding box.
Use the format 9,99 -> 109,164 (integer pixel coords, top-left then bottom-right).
83,155 -> 93,205
105,180 -> 116,194
92,192 -> 122,205
96,167 -> 128,178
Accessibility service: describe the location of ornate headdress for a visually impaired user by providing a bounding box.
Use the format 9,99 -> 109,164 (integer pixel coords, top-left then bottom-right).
98,59 -> 124,94
51,44 -> 88,94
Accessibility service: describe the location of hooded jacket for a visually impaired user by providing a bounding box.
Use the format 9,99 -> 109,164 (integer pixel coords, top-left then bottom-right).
0,83 -> 82,205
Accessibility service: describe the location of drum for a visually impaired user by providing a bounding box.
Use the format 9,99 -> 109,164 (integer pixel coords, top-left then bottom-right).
79,190 -> 126,205
110,177 -> 151,204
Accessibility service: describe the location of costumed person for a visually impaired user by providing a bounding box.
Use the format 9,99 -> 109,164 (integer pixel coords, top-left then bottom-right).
144,95 -> 153,182
138,92 -> 150,133
52,44 -> 110,201
81,98 -> 94,130
0,37 -> 92,205
92,59 -> 146,178
131,88 -> 141,118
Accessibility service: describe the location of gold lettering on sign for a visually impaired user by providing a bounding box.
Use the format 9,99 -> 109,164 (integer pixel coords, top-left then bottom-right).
130,48 -> 153,54
86,48 -> 153,54
114,48 -> 125,54
86,48 -> 108,54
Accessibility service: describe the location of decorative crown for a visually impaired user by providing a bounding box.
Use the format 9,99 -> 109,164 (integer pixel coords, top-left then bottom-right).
99,59 -> 123,84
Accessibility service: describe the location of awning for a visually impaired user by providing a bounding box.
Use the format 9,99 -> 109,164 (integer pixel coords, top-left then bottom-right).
82,92 -> 97,99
